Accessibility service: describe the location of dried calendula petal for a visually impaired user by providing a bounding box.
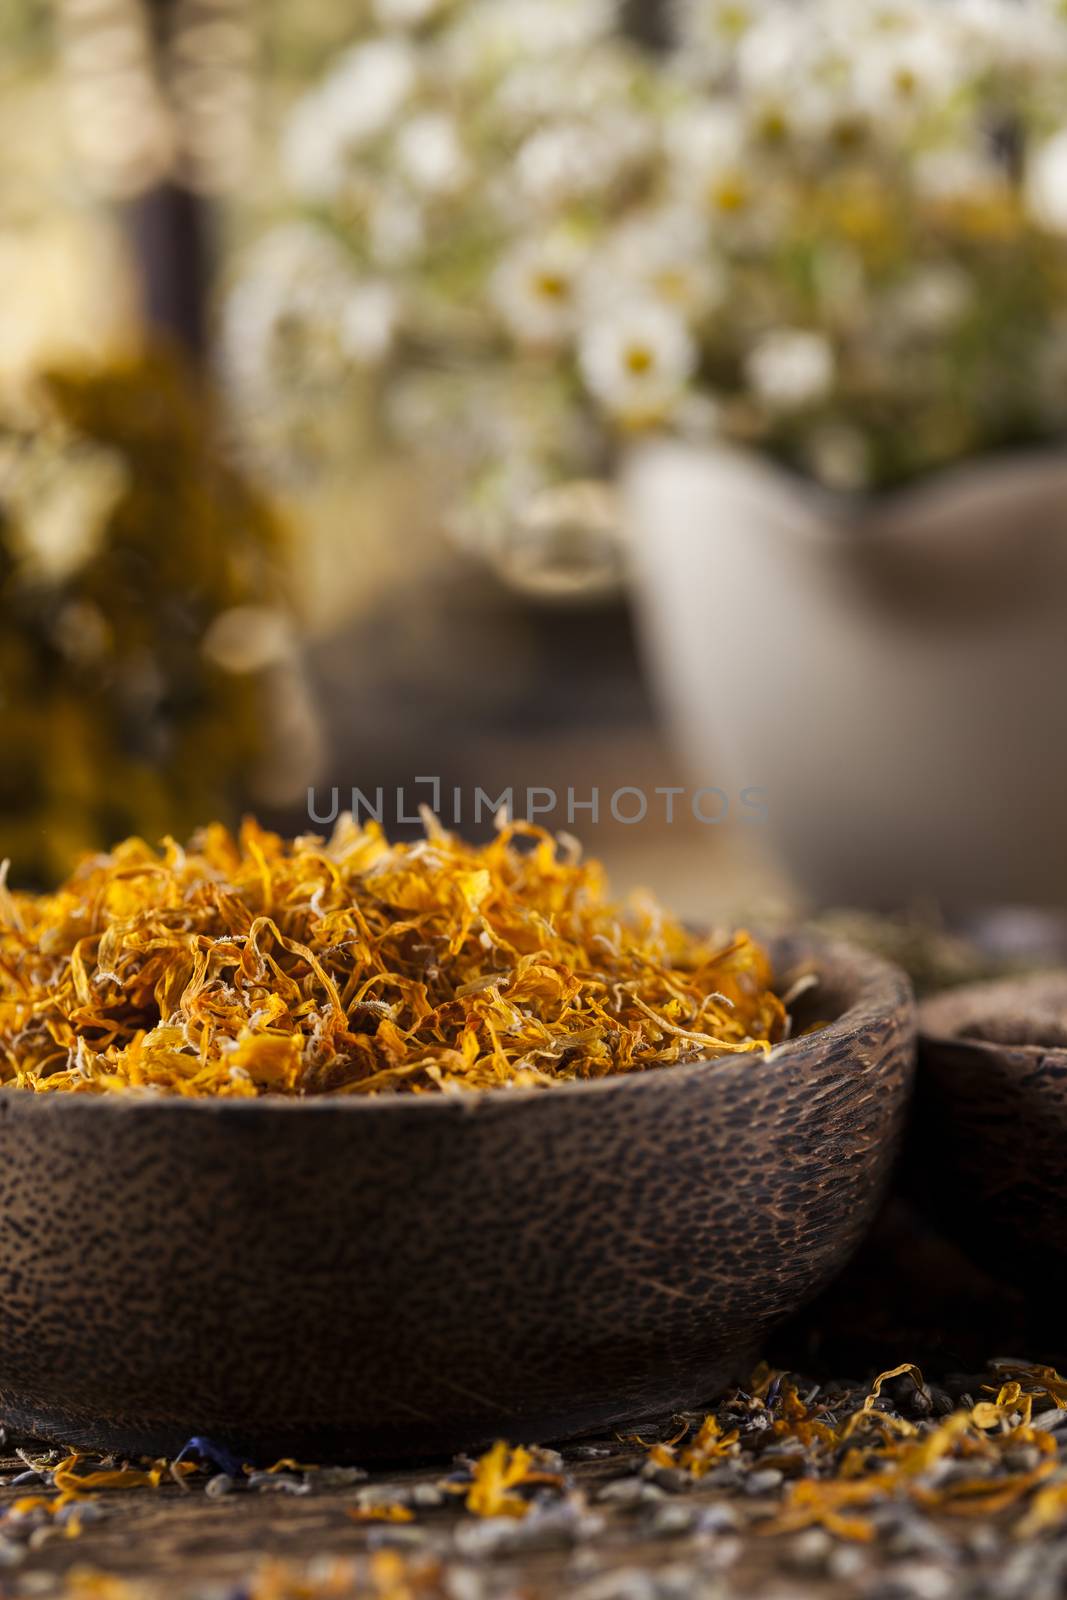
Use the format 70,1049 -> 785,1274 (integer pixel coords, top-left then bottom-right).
347,1502 -> 416,1524
0,814 -> 788,1097
649,1413 -> 741,1478
463,1441 -> 561,1518
61,1575 -> 145,1600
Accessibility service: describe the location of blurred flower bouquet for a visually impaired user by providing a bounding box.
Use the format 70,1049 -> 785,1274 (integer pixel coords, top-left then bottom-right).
226,0 -> 1067,590
225,0 -> 697,593
0,351 -> 318,884
672,0 -> 1067,489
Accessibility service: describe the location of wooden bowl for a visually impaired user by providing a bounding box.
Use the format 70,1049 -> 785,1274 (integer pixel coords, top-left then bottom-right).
916,972 -> 1067,1285
0,933 -> 914,1461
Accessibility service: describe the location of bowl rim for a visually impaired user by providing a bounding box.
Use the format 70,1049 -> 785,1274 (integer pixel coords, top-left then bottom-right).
0,929 -> 911,1117
918,969 -> 1067,1059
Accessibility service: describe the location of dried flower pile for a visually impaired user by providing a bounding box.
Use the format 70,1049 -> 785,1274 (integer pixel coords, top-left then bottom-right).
0,814 -> 785,1097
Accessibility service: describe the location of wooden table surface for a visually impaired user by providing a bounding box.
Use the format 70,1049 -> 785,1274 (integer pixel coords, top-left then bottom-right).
0,1431 -> 877,1600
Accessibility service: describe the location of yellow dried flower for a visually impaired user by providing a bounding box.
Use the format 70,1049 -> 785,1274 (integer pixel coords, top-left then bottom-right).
0,814 -> 786,1097
463,1441 -> 561,1518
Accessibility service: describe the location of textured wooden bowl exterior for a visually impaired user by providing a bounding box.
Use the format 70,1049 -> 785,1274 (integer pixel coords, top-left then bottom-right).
916,973 -> 1067,1282
0,933 -> 914,1461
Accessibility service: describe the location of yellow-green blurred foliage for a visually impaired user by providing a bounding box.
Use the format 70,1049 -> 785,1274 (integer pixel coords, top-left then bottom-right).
0,347 -> 288,885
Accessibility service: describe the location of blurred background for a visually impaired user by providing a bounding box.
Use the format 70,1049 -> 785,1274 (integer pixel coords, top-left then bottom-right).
5,0 -> 1067,936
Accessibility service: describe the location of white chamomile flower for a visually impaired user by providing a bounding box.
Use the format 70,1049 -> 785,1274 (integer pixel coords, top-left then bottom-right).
665,101 -> 758,219
673,0 -> 770,81
222,225 -> 356,393
282,40 -> 418,202
737,6 -> 873,142
491,234 -> 588,347
514,124 -> 599,209
579,300 -> 697,426
339,282 -> 399,367
373,0 -> 447,27
853,20 -> 962,120
489,0 -> 615,57
590,209 -> 723,320
490,61 -> 576,128
444,0 -> 614,82
890,266 -> 972,336
954,0 -> 1067,72
367,188 -> 426,267
493,52 -> 638,132
1026,126 -> 1067,235
281,93 -> 345,203
667,102 -> 747,178
395,113 -> 468,196
745,329 -> 835,410
514,115 -> 651,211
322,39 -> 419,138
735,4 -> 810,99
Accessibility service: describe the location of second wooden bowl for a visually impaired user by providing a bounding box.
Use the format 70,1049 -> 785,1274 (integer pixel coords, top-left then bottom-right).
0,932 -> 914,1461
916,971 -> 1067,1286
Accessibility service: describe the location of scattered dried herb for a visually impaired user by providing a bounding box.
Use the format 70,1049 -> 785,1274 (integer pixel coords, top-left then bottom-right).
0,813 -> 786,1096
62,1574 -> 144,1600
12,1360 -> 1067,1598
646,1359 -> 1067,1543
646,1414 -> 740,1479
237,1553 -> 448,1600
58,1553 -> 449,1600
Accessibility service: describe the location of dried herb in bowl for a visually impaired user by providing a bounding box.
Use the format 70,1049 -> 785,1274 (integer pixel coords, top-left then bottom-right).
0,814 -> 787,1097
